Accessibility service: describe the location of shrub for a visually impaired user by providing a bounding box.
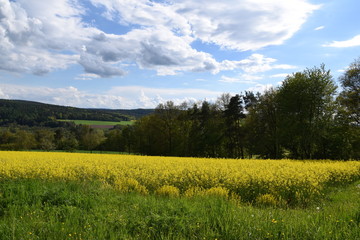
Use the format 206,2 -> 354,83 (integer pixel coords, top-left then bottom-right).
203,187 -> 229,199
255,194 -> 278,207
183,187 -> 204,198
155,185 -> 180,197
114,178 -> 148,195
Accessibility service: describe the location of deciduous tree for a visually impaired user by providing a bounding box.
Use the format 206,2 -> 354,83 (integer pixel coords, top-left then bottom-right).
277,64 -> 337,159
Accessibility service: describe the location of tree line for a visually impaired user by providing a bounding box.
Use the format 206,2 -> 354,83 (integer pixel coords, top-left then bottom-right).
125,61 -> 359,159
1,59 -> 359,160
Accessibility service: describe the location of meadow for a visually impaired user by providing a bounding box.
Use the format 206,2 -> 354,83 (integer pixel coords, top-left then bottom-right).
0,151 -> 359,239
58,119 -> 134,126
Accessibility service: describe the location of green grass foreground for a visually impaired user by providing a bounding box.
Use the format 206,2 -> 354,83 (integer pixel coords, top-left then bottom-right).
0,179 -> 359,240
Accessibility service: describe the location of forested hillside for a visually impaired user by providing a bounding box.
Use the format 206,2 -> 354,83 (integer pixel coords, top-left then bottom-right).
0,99 -> 154,127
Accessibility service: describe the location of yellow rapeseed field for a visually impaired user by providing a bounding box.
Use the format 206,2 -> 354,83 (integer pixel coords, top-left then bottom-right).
1,151 -> 359,206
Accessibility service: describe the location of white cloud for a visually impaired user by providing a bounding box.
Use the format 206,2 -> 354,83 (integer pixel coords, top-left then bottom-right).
314,26 -> 324,31
219,76 -> 242,83
270,73 -> 289,78
173,0 -> 320,51
0,0 -> 308,78
82,28 -> 294,76
0,87 -> 9,99
74,73 -> 100,81
122,27 -> 219,75
220,74 -> 262,83
0,0 -> 93,74
108,86 -> 223,105
0,83 -> 223,109
90,0 -> 192,36
0,83 -> 131,108
220,54 -> 296,73
91,0 -> 320,50
247,83 -> 274,93
323,34 -> 360,48
79,52 -> 126,77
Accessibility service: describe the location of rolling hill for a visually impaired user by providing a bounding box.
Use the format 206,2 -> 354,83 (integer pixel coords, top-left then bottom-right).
0,99 -> 154,127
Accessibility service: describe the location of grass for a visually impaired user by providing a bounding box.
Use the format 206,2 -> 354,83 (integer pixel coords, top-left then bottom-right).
27,149 -> 136,155
58,119 -> 134,126
0,179 -> 359,239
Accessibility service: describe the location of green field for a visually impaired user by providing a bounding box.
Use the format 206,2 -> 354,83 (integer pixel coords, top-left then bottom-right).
58,119 -> 134,126
0,179 -> 359,240
1,151 -> 360,239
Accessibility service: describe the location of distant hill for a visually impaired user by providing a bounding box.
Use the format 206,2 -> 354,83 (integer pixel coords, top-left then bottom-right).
0,99 -> 154,127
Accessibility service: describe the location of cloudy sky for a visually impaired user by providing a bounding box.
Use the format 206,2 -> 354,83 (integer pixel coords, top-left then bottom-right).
0,0 -> 359,109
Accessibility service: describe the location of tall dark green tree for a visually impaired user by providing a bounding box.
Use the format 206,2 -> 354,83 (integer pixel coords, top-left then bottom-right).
197,101 -> 224,157
77,125 -> 105,152
35,129 -> 56,151
277,64 -> 337,159
154,101 -> 181,156
133,114 -> 167,155
0,129 -> 16,150
121,125 -> 136,154
55,128 -> 78,152
102,128 -> 124,152
338,57 -> 360,125
336,57 -> 360,159
187,103 -> 202,156
14,130 -> 36,150
224,94 -> 246,158
245,89 -> 281,158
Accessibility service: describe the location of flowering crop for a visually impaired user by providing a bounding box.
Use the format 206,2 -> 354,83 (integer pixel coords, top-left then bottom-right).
1,151 -> 359,206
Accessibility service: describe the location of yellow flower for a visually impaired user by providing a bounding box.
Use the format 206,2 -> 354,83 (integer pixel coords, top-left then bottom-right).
0,151 -> 359,206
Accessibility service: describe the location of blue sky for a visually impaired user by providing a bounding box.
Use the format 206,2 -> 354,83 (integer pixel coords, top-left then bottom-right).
0,0 -> 359,109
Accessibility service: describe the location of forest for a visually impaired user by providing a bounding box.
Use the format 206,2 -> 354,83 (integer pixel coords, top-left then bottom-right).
0,99 -> 153,126
0,59 -> 359,160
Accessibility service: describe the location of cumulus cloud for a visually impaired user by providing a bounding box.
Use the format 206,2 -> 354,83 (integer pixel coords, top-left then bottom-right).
0,83 -> 131,108
74,73 -> 100,81
323,34 -> 360,48
124,27 -> 219,75
219,74 -> 262,84
108,86 -> 223,106
0,87 -> 9,99
0,0 -> 88,74
90,0 -> 192,36
0,0 -> 315,77
93,0 -> 319,51
0,83 -> 223,109
173,0 -> 320,51
219,54 -> 296,73
79,53 -> 126,78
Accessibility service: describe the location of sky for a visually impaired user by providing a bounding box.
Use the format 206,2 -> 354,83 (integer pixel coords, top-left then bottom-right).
0,0 -> 359,109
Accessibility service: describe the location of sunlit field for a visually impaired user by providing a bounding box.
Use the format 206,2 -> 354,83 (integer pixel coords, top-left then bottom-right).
1,151 -> 359,206
58,119 -> 134,126
1,151 -> 360,239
